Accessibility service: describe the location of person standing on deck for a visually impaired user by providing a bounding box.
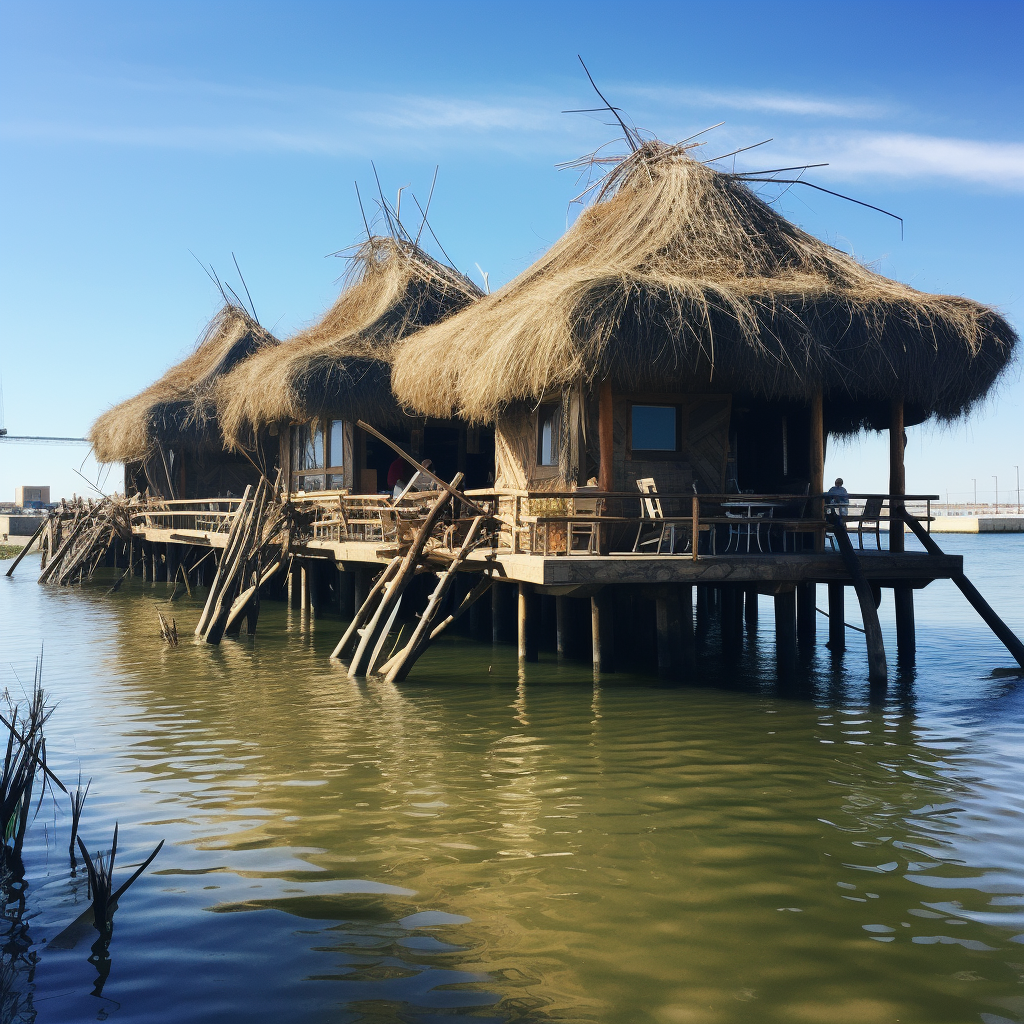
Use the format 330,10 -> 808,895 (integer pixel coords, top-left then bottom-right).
826,477 -> 850,515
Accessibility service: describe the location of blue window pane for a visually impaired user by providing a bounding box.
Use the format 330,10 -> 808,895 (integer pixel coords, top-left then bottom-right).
632,406 -> 677,451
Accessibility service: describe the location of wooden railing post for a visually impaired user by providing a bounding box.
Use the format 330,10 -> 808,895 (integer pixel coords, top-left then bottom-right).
691,495 -> 699,562
810,388 -> 824,552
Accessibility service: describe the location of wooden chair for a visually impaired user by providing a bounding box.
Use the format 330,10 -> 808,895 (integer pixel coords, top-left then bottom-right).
633,478 -> 679,554
569,488 -> 603,553
851,496 -> 884,550
775,484 -> 811,552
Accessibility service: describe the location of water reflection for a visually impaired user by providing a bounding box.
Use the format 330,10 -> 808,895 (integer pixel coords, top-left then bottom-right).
0,537 -> 1022,1023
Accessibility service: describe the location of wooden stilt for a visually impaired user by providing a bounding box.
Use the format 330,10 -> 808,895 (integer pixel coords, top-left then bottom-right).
591,588 -> 614,673
828,514 -> 888,684
894,588 -> 916,664
827,583 -> 845,651
339,567 -> 355,618
556,596 -> 568,656
491,582 -> 502,643
517,583 -> 539,662
797,583 -> 816,646
380,519 -> 488,682
774,590 -> 797,672
744,588 -> 758,629
656,589 -> 686,675
810,388 -> 825,552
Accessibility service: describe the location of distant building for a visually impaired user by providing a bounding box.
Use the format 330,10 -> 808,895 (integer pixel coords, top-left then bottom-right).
15,485 -> 50,508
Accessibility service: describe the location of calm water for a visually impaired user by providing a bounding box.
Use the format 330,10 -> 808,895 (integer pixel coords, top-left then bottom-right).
1,535 -> 1023,1024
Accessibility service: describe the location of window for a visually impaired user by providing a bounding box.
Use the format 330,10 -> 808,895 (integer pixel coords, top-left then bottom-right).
327,419 -> 345,489
293,421 -> 325,491
631,405 -> 678,452
537,403 -> 561,467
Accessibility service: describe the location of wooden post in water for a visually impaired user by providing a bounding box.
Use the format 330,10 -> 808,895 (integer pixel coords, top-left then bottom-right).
338,566 -> 355,618
774,589 -> 797,672
517,583 -> 539,662
744,588 -> 758,629
656,588 -> 686,676
797,583 -> 816,646
555,596 -> 569,656
827,583 -> 846,651
166,543 -> 181,587
810,388 -> 825,553
890,398 -> 915,664
591,589 -> 614,673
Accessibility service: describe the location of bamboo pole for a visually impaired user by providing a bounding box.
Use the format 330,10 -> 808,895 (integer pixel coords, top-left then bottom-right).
902,510 -> 1024,668
5,513 -> 51,577
331,557 -> 402,660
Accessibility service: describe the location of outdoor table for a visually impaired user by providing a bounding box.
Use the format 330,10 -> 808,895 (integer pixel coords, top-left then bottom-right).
721,500 -> 787,552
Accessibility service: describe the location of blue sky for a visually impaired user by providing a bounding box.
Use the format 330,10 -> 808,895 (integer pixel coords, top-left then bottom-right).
1,0 -> 1022,504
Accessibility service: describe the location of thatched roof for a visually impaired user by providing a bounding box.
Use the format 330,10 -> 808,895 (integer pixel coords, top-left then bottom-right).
392,141 -> 1018,429
216,236 -> 482,447
90,304 -> 278,464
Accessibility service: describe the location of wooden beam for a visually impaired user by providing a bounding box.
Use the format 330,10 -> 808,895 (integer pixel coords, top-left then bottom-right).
889,399 -> 905,554
827,583 -> 845,651
810,388 -> 824,552
902,510 -> 1024,669
828,514 -> 888,684
774,590 -> 797,672
598,379 -> 614,493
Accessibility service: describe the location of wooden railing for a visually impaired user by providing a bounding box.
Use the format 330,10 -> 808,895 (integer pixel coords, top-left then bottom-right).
129,498 -> 244,535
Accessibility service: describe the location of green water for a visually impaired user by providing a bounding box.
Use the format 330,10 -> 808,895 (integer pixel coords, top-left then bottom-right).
1,535 -> 1023,1023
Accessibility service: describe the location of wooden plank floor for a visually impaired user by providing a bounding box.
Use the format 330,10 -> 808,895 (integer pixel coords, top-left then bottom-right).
133,528 -> 961,590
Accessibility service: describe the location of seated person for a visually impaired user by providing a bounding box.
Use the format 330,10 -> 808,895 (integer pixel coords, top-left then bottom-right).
826,477 -> 850,515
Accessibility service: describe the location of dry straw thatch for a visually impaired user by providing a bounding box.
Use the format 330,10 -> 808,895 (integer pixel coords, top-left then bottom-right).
215,236 -> 482,448
392,141 -> 1018,429
90,304 -> 277,464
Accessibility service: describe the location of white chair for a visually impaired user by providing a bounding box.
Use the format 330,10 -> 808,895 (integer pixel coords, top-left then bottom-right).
633,478 -> 678,554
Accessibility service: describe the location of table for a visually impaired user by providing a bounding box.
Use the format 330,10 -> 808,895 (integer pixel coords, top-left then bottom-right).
721,500 -> 787,552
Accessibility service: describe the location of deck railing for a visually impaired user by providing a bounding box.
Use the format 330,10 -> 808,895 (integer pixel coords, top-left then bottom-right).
126,490 -> 938,560
128,498 -> 244,535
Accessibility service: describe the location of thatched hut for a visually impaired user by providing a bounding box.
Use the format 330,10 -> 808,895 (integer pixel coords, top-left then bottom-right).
90,304 -> 279,498
392,141 -> 1017,500
215,236 -> 486,495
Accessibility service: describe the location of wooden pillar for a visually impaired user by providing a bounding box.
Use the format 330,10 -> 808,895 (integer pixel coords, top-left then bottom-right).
696,585 -> 709,632
656,590 -> 686,675
827,583 -> 845,651
720,586 -> 740,657
289,562 -> 302,608
774,590 -> 797,672
680,585 -> 695,668
598,379 -> 614,493
810,388 -> 824,552
304,562 -> 318,619
555,596 -> 569,656
338,567 -> 356,618
353,565 -> 370,611
744,588 -> 758,628
797,583 -> 816,646
518,583 -> 538,662
591,588 -> 614,673
166,543 -> 181,587
889,398 -> 905,554
890,398 -> 915,664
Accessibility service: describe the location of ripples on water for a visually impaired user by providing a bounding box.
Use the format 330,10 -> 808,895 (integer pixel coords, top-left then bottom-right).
1,534 -> 1022,1023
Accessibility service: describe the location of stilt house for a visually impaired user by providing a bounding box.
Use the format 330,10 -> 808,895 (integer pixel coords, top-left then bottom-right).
392,141 -> 1017,511
215,236 -> 487,496
89,304 -> 279,498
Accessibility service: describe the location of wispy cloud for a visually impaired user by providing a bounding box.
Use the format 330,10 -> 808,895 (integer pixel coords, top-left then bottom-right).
781,133 -> 1024,191
618,84 -> 888,120
2,71 -> 1022,191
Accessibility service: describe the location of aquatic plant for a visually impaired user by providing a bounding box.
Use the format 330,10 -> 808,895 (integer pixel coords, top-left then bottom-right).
77,825 -> 164,932
1,656 -> 66,865
68,773 -> 91,863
